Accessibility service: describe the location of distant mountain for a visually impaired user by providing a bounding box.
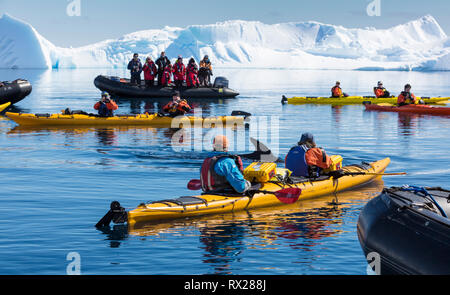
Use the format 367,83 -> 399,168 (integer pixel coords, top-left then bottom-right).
0,13 -> 449,71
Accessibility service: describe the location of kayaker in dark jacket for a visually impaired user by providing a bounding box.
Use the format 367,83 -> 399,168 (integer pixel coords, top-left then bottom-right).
285,133 -> 333,178
199,55 -> 213,87
155,51 -> 170,86
94,92 -> 118,117
200,135 -> 251,194
127,53 -> 143,85
397,84 -> 417,106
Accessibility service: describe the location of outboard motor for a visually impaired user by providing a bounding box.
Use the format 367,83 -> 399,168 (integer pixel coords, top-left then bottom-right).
213,77 -> 229,88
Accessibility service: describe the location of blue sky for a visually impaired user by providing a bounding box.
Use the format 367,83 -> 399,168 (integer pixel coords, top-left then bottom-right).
1,0 -> 449,47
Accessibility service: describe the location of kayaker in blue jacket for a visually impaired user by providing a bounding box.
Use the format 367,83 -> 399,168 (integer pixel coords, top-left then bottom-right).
127,53 -> 143,85
200,135 -> 251,194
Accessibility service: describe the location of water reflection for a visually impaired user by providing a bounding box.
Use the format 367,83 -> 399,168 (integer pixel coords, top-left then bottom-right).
100,180 -> 383,274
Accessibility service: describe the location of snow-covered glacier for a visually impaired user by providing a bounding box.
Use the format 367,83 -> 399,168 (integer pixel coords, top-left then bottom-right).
1,13 -> 450,71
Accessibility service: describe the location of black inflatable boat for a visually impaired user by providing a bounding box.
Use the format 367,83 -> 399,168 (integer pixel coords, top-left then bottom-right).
357,186 -> 450,275
94,75 -> 239,99
0,79 -> 32,105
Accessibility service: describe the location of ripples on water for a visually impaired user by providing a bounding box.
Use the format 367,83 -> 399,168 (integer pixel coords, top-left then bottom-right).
0,69 -> 449,274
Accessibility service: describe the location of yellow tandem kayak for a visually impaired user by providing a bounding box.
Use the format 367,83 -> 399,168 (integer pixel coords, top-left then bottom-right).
0,102 -> 11,112
97,158 -> 390,227
5,112 -> 247,128
282,95 -> 450,105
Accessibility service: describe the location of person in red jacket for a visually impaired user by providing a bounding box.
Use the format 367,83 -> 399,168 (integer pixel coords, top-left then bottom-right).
142,57 -> 157,88
161,61 -> 173,87
173,56 -> 186,88
94,92 -> 118,117
397,84 -> 416,106
186,58 -> 199,88
162,91 -> 191,117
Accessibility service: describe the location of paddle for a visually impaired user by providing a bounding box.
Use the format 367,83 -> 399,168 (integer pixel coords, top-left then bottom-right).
257,187 -> 301,204
186,180 -> 301,204
343,172 -> 406,177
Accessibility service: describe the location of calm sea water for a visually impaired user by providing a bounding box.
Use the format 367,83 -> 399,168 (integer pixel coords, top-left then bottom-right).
0,68 -> 449,275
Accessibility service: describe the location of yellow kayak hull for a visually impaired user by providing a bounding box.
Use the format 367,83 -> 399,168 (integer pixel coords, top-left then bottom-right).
0,102 -> 11,112
127,158 -> 390,226
5,112 -> 245,128
285,96 -> 449,105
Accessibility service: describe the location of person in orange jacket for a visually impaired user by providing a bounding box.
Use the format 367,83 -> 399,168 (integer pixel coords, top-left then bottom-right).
397,84 -> 416,106
162,91 -> 191,117
94,92 -> 118,117
331,81 -> 349,98
373,81 -> 391,98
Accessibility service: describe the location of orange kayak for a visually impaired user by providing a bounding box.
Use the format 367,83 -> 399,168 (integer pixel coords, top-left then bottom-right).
365,104 -> 450,116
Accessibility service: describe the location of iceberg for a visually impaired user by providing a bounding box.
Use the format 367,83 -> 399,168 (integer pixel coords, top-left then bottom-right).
0,13 -> 449,71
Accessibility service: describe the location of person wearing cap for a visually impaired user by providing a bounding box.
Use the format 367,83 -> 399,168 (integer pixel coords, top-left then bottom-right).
285,133 -> 333,178
155,51 -> 170,86
94,92 -> 118,117
397,84 -> 417,106
373,81 -> 391,98
127,53 -> 143,86
143,56 -> 158,88
162,91 -> 191,117
331,81 -> 349,98
173,56 -> 186,88
200,135 -> 251,194
199,55 -> 213,86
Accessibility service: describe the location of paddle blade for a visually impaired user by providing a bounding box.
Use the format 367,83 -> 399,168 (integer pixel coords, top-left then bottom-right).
274,188 -> 302,204
187,179 -> 202,190
231,110 -> 252,117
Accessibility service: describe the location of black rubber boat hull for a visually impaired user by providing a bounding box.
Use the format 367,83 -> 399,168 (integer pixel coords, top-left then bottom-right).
357,187 -> 450,275
94,75 -> 239,99
0,79 -> 32,105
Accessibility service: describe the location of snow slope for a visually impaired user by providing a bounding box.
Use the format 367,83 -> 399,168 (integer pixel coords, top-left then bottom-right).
0,13 -> 449,70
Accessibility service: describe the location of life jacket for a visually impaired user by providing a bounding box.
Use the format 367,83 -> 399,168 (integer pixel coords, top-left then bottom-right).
96,102 -> 114,117
285,145 -> 310,177
200,155 -> 244,192
374,87 -> 386,98
331,86 -> 343,98
285,145 -> 329,177
398,91 -> 416,105
163,99 -> 191,115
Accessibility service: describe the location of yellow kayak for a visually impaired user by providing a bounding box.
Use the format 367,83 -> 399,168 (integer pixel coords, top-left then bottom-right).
5,112 -> 247,128
0,102 -> 11,112
282,95 -> 450,105
128,179 -> 384,235
97,158 -> 390,227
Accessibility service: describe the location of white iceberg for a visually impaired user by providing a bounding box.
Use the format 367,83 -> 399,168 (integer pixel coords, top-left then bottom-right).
0,13 -> 449,71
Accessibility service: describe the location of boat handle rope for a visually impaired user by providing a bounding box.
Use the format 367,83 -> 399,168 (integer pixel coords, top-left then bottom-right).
400,185 -> 448,218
